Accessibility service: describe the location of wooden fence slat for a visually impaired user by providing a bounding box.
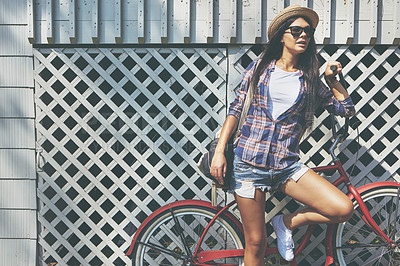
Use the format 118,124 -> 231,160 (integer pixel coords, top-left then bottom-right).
115,0 -> 122,43
161,0 -> 167,43
323,0 -> 331,44
277,0 -> 284,12
92,0 -> 99,43
28,0 -> 34,43
46,0 -> 53,43
346,0 -> 355,44
184,0 -> 190,43
207,0 -> 213,43
394,0 -> 400,44
370,0 -> 378,44
230,0 -> 237,43
69,0 -> 76,43
255,0 -> 262,43
138,0 -> 144,43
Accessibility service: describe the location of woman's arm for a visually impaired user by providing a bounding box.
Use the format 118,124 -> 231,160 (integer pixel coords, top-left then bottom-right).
319,61 -> 355,117
210,115 -> 238,183
324,61 -> 349,101
209,59 -> 259,183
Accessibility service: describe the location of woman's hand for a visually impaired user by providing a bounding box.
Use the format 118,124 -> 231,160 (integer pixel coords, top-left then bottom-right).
210,152 -> 227,185
324,61 -> 342,82
324,61 -> 349,101
209,115 -> 238,184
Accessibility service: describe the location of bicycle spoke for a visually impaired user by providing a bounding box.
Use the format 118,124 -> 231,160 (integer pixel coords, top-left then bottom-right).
137,241 -> 188,260
336,243 -> 388,249
334,188 -> 400,266
342,246 -> 391,265
133,206 -> 244,265
387,193 -> 394,238
367,248 -> 391,266
344,214 -> 385,245
390,188 -> 400,240
170,208 -> 193,258
389,249 -> 394,266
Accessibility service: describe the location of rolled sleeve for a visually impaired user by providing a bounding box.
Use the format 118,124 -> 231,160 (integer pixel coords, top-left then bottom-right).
318,81 -> 356,117
227,90 -> 245,119
338,97 -> 356,117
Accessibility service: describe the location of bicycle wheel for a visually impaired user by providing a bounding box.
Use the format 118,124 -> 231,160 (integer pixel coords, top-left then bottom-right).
131,204 -> 245,266
333,186 -> 400,265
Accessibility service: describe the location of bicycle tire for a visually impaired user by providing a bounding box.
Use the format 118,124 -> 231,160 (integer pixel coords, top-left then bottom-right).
131,204 -> 245,266
333,186 -> 400,266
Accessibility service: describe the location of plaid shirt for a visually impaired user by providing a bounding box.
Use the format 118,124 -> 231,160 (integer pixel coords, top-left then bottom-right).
228,59 -> 355,169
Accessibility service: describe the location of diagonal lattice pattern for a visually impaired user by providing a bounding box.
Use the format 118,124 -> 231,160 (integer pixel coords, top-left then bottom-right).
34,45 -> 400,265
35,47 -> 227,265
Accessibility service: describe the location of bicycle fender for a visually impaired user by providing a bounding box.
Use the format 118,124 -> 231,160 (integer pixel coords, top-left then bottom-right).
125,199 -> 243,256
347,181 -> 400,201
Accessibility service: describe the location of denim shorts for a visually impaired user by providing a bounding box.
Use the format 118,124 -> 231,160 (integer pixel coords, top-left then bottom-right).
229,155 -> 309,199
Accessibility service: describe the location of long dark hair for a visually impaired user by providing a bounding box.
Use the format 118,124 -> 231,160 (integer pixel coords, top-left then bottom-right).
251,16 -> 320,129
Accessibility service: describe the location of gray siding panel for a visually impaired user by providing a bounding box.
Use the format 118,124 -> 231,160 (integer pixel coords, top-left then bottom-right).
0,239 -> 36,266
0,210 -> 36,238
0,26 -> 32,55
0,149 -> 36,179
0,88 -> 34,118
0,180 -> 36,209
0,0 -> 27,24
0,57 -> 34,87
1,1 -> 37,266
0,119 -> 35,148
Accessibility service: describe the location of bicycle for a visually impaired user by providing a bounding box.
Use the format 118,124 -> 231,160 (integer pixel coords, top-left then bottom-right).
126,67 -> 400,266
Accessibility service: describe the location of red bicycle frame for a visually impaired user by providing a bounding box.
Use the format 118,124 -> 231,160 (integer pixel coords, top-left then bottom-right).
126,159 -> 399,266
188,159 -> 397,266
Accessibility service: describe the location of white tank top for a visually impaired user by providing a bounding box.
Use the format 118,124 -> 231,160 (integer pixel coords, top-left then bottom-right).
268,67 -> 301,120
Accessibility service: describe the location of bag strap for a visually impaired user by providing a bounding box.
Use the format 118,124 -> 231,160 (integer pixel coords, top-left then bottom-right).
234,58 -> 261,140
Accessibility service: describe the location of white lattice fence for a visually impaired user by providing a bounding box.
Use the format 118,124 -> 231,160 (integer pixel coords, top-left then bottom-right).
34,45 -> 400,265
34,47 -> 228,265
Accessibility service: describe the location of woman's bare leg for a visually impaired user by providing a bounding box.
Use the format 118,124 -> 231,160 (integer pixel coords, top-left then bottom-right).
279,170 -> 353,230
235,189 -> 267,266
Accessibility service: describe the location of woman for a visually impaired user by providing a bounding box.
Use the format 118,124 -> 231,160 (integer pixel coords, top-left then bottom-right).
210,5 -> 355,265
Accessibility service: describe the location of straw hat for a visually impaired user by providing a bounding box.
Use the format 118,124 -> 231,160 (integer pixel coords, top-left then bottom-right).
267,5 -> 319,40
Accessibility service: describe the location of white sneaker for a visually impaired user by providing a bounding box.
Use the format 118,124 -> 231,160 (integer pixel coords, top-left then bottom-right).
271,215 -> 294,261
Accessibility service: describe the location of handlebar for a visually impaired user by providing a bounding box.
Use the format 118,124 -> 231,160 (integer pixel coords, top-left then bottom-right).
328,64 -> 350,161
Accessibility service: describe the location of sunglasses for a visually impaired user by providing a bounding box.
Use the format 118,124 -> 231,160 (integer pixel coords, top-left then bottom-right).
285,26 -> 315,38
